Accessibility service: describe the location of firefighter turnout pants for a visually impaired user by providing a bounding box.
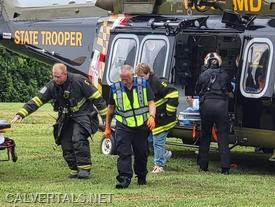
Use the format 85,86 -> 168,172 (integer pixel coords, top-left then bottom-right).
115,122 -> 150,181
198,98 -> 230,170
60,119 -> 91,171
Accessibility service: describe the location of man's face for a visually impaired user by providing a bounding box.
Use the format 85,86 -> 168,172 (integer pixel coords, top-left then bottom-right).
120,71 -> 133,89
52,68 -> 67,85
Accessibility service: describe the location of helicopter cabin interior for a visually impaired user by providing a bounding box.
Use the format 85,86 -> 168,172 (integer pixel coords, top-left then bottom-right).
172,34 -> 241,113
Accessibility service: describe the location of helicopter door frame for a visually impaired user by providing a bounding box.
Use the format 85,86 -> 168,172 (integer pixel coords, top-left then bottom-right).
234,36 -> 275,148
240,37 -> 274,98
105,32 -> 175,85
137,34 -> 171,79
105,34 -> 140,85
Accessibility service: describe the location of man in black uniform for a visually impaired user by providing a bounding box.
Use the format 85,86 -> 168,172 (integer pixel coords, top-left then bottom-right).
11,63 -> 107,179
195,52 -> 232,174
104,64 -> 156,189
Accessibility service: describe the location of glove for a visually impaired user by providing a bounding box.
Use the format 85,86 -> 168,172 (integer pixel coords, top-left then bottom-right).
11,114 -> 23,124
147,116 -> 156,130
104,127 -> 111,139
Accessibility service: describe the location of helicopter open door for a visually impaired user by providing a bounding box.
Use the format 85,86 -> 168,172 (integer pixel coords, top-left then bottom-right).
236,36 -> 275,148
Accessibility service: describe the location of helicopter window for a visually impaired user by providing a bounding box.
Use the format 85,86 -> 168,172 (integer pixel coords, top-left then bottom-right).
107,34 -> 139,85
139,35 -> 169,78
240,38 -> 273,98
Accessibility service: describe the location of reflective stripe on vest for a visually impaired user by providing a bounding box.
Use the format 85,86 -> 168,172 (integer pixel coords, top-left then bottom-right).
112,77 -> 149,127
137,77 -> 144,107
115,106 -> 149,117
114,82 -> 124,110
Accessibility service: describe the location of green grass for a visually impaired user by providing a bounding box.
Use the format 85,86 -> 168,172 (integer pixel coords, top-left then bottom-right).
0,103 -> 275,206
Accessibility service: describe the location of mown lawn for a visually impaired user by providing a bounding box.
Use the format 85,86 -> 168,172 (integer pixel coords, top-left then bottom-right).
0,103 -> 275,207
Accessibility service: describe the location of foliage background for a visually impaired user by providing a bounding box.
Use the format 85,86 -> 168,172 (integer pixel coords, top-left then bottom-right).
0,47 -> 51,102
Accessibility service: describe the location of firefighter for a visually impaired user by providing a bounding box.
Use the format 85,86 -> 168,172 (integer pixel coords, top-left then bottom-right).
104,64 -> 156,189
135,63 -> 179,173
11,63 -> 107,179
195,52 -> 232,174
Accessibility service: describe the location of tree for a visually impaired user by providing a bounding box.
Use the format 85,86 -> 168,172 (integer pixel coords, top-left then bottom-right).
0,47 -> 51,102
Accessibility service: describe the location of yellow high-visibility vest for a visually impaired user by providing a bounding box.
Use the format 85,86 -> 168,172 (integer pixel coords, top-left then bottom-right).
112,77 -> 149,127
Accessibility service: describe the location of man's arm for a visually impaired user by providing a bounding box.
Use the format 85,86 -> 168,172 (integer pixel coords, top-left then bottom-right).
11,96 -> 45,123
158,81 -> 179,115
90,92 -> 108,119
81,78 -> 107,118
11,84 -> 52,123
145,81 -> 156,130
148,100 -> 156,118
147,100 -> 156,130
104,104 -> 115,139
105,105 -> 115,129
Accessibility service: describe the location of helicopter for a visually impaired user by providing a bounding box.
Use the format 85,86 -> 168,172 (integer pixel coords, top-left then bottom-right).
1,0 -> 275,160
0,0 -> 110,75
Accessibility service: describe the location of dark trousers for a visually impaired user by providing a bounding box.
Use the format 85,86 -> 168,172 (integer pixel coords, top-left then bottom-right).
115,122 -> 150,181
60,120 -> 91,171
198,98 -> 230,170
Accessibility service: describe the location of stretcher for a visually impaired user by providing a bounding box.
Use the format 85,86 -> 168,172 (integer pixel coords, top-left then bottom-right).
178,112 -> 218,142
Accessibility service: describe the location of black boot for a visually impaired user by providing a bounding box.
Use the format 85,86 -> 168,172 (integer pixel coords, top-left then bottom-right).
198,167 -> 208,172
137,176 -> 147,185
68,170 -> 78,179
115,176 -> 131,189
77,169 -> 90,179
198,161 -> 208,173
220,167 -> 230,175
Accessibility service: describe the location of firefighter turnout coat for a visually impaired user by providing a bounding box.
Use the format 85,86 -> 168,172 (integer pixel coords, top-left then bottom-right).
16,73 -> 107,136
149,74 -> 179,135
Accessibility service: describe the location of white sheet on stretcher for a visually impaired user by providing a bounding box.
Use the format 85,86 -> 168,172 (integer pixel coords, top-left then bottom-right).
178,112 -> 201,122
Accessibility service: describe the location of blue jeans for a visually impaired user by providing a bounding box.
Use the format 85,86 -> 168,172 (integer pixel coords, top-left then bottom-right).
149,132 -> 169,167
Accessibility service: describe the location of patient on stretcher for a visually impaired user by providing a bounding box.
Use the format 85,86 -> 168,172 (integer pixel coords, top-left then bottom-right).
179,96 -> 200,126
